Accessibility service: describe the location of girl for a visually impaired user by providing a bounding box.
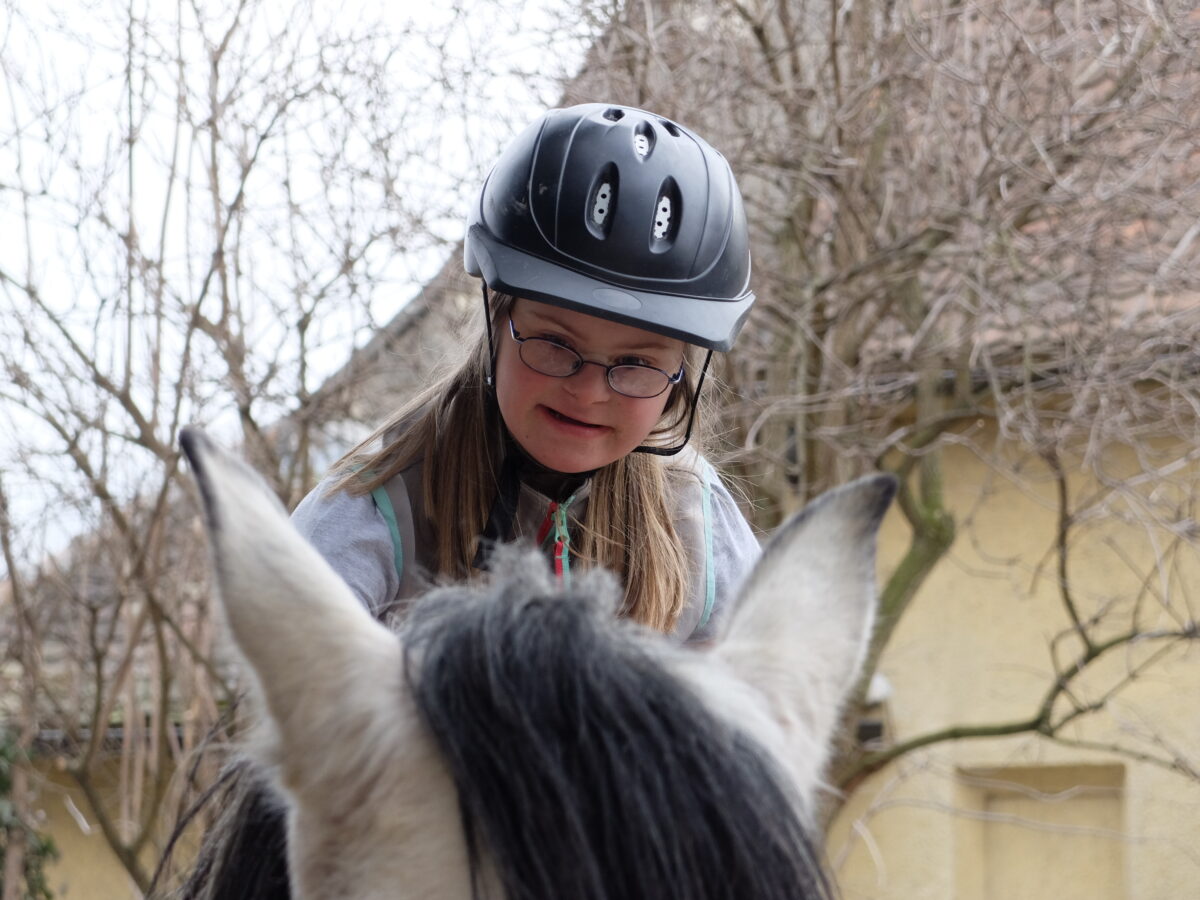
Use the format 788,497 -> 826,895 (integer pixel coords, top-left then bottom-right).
173,102 -> 760,899
293,101 -> 760,642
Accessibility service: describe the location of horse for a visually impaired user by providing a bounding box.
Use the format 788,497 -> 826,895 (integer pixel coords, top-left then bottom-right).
176,427 -> 895,900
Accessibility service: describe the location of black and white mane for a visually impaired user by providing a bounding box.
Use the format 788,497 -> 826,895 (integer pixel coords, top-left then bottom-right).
404,556 -> 830,900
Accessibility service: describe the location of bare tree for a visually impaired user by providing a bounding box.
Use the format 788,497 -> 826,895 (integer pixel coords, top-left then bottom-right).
0,0 -> 590,891
567,0 -> 1200,820
0,477 -> 57,900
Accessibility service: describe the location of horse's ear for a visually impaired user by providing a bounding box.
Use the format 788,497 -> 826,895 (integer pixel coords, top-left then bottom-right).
180,428 -> 401,758
715,475 -> 896,758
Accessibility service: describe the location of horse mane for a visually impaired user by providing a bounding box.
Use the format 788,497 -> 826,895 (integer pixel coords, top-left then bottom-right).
156,757 -> 291,900
403,552 -> 834,900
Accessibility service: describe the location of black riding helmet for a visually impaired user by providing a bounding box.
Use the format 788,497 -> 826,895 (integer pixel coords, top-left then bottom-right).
465,103 -> 755,352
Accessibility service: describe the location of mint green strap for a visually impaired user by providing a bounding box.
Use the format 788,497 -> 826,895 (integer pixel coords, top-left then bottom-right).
697,475 -> 716,630
370,485 -> 404,583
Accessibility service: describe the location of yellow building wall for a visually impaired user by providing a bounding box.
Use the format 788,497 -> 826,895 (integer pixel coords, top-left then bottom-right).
830,436 -> 1200,899
35,762 -> 150,900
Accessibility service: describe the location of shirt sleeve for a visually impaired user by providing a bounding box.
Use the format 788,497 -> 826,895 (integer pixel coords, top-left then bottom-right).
686,460 -> 761,643
290,478 -> 400,619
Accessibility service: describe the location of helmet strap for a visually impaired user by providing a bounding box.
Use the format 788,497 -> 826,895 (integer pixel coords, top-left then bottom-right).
634,349 -> 712,457
481,282 -> 497,388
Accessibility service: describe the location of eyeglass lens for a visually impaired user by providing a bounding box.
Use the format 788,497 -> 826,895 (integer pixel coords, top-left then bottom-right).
518,339 -> 672,398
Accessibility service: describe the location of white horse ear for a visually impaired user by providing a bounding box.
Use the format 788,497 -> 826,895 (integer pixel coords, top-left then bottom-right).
715,475 -> 896,759
180,428 -> 401,761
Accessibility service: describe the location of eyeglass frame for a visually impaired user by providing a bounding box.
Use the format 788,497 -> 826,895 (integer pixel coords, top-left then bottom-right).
505,316 -> 685,399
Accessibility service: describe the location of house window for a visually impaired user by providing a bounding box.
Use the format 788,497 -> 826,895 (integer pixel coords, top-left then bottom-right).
955,764 -> 1126,900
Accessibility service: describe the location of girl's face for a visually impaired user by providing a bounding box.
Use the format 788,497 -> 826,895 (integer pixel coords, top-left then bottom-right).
495,298 -> 686,474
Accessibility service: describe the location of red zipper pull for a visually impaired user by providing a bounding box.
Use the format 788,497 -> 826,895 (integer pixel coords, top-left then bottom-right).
554,538 -> 566,581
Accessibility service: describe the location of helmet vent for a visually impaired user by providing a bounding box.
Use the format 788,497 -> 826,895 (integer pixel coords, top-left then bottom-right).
659,119 -> 681,137
587,163 -> 619,239
633,121 -> 655,159
593,181 -> 613,225
653,196 -> 672,238
603,108 -> 625,122
650,176 -> 681,250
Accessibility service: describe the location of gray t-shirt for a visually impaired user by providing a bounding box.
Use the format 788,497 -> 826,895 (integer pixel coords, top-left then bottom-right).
291,449 -> 760,643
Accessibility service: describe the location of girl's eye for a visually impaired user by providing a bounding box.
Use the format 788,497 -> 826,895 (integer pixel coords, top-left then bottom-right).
617,356 -> 654,368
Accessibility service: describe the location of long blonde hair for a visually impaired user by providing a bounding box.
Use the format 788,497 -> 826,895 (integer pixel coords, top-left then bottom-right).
327,292 -> 703,634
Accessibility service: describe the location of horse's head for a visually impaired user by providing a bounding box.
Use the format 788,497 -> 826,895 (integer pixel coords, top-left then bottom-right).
180,427 -> 893,900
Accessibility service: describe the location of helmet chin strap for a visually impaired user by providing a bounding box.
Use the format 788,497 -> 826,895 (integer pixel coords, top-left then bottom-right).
633,349 -> 711,457
482,282 -> 497,389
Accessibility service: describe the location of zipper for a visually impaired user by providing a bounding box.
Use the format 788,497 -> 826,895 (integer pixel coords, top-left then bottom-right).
536,495 -> 577,586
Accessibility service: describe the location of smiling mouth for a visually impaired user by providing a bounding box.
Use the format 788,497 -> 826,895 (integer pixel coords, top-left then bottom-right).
546,407 -> 601,429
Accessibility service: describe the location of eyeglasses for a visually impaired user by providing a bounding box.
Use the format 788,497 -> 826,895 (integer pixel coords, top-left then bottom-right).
507,317 -> 684,399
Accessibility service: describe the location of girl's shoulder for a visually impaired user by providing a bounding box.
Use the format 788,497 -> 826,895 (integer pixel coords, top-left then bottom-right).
291,475 -> 402,617
661,446 -> 758,542
662,444 -> 712,485
661,447 -> 762,643
662,445 -> 742,503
